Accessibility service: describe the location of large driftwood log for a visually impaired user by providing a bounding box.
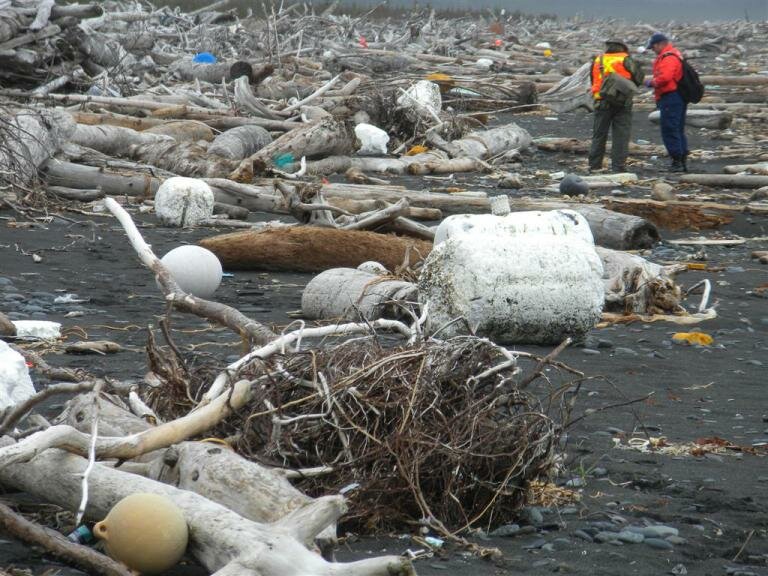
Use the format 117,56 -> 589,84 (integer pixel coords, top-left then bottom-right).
679,174 -> 768,188
70,124 -> 237,178
199,227 -> 432,272
648,109 -> 732,129
231,117 -> 358,181
59,394 -> 337,547
42,160 -> 161,197
0,447 -> 414,576
602,198 -> 734,230
572,205 -> 660,250
302,268 -> 418,321
447,123 -> 532,159
539,62 -> 593,113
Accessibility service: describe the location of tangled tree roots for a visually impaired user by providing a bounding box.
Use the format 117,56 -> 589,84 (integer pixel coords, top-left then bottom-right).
151,336 -> 571,534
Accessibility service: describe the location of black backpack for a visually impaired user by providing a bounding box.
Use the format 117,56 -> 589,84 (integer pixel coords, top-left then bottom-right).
663,53 -> 705,103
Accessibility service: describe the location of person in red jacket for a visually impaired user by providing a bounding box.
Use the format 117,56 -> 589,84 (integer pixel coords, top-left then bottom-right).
644,33 -> 688,172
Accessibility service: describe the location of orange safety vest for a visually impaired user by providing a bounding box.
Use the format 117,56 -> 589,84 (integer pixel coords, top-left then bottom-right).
591,52 -> 632,100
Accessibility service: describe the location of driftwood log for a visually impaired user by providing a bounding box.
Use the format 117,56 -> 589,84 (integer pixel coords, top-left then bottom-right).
0,446 -> 414,576
199,227 -> 432,272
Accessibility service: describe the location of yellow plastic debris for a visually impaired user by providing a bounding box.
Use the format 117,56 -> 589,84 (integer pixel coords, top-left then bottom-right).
405,144 -> 429,156
672,332 -> 714,346
544,49 -> 553,57
425,72 -> 455,92
686,263 -> 708,270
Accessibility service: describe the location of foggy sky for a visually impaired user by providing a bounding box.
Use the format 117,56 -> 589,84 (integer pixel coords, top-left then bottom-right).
418,0 -> 768,21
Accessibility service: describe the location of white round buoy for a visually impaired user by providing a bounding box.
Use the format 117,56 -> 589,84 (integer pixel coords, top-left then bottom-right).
154,177 -> 214,227
0,339 -> 35,411
161,245 -> 223,299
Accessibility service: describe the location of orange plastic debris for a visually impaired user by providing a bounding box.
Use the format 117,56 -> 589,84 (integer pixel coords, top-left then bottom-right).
405,145 -> 429,156
672,332 -> 714,346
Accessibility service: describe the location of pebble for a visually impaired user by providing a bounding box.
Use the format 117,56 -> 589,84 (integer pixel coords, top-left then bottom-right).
595,531 -> 619,543
565,477 -> 585,488
592,467 -> 608,477
641,525 -> 679,539
521,507 -> 544,526
573,530 -> 594,542
614,347 -> 638,356
605,427 -> 625,435
581,348 -> 600,355
616,531 -> 645,544
666,536 -> 687,545
523,538 -> 547,550
745,359 -> 763,366
645,538 -> 674,550
0,277 -> 13,285
490,524 -> 520,537
541,543 -> 555,552
597,339 -> 614,349
560,507 -> 579,515
552,538 -> 571,548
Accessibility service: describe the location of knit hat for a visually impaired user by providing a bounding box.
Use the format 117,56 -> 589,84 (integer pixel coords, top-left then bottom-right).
646,33 -> 669,49
605,39 -> 629,52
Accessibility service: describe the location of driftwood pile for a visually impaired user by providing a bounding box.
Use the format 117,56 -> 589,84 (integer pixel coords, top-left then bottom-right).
1,1 -> 766,574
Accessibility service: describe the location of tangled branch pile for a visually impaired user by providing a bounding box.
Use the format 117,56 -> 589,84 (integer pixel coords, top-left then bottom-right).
150,335 -> 570,533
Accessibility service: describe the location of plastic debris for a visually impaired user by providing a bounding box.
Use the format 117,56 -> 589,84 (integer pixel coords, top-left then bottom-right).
672,332 -> 714,346
0,339 -> 36,411
192,52 -> 217,64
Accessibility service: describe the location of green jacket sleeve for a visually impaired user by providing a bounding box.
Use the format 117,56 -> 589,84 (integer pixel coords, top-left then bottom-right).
624,56 -> 645,86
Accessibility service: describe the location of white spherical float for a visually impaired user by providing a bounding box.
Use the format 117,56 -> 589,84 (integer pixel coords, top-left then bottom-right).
154,177 -> 214,227
160,245 -> 223,299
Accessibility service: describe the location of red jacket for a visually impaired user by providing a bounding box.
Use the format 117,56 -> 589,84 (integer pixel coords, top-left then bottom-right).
651,43 -> 683,100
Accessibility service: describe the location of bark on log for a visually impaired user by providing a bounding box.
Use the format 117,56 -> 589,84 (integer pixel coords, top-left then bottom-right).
447,124 -> 532,159
42,160 -> 160,198
571,205 -> 660,250
70,111 -> 165,131
208,125 -> 273,160
231,117 -> 358,181
59,394 -> 337,547
0,500 -> 132,576
602,198 -> 734,230
679,174 -> 768,189
302,268 -> 418,321
199,227 -> 432,272
0,448 -> 414,576
648,109 -> 732,129
0,108 -> 76,185
144,120 -> 215,143
539,61 -> 593,113
0,311 -> 16,337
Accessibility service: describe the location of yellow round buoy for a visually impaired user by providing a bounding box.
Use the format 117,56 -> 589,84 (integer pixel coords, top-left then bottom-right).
93,493 -> 189,575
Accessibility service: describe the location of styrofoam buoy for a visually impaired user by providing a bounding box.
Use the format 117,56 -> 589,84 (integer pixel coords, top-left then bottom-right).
154,177 -> 214,227
160,245 -> 222,299
421,210 -> 604,344
434,209 -> 595,246
160,245 -> 222,298
0,339 -> 35,411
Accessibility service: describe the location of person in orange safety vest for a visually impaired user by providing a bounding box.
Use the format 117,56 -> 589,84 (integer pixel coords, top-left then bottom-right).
588,40 -> 644,174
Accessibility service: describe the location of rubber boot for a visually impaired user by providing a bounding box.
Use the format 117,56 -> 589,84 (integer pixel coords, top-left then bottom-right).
669,157 -> 685,173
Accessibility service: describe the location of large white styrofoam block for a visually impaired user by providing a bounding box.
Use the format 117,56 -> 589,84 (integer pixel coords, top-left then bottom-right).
155,177 -> 214,227
11,320 -> 61,340
160,245 -> 223,299
396,80 -> 442,121
434,209 -> 595,246
355,123 -> 389,155
0,339 -> 36,411
419,226 -> 604,345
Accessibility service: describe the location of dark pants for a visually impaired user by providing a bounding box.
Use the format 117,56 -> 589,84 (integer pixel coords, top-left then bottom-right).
589,100 -> 633,171
658,91 -> 688,159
